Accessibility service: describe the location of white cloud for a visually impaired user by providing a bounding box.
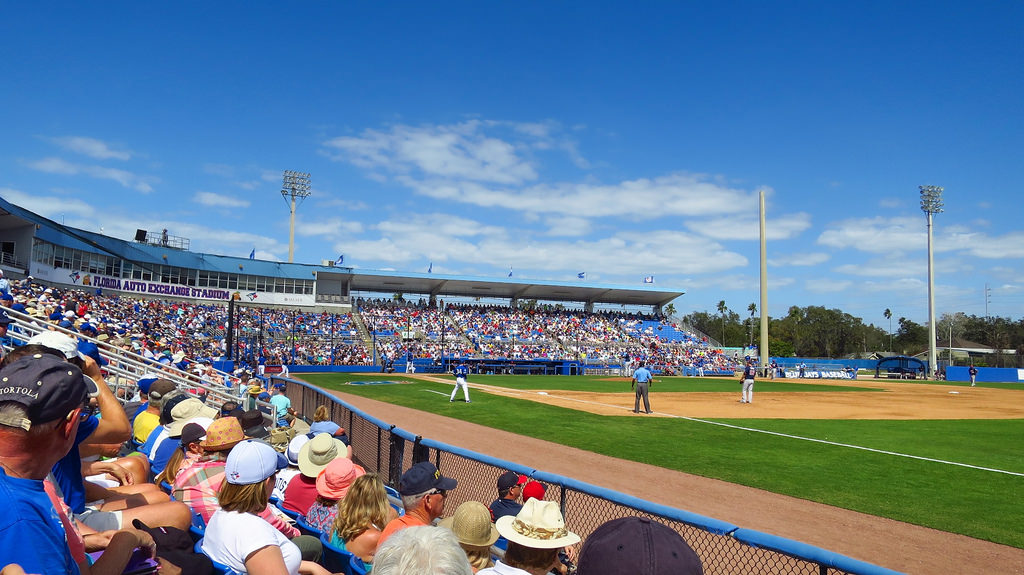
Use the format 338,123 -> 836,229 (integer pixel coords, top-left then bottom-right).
330,212 -> 748,277
27,157 -> 155,193
203,163 -> 235,177
768,252 -> 830,267
0,188 -> 96,220
50,136 -> 132,160
545,216 -> 591,237
193,192 -> 251,208
298,218 -> 364,237
688,211 -> 811,241
405,174 -> 761,220
324,120 -> 538,185
817,216 -> 923,254
806,278 -> 852,293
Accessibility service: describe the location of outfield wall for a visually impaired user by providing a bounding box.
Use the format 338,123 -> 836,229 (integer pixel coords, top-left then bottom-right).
275,375 -> 903,575
946,365 -> 1024,383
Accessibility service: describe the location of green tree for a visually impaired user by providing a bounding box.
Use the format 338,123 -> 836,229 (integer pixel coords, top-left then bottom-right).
747,302 -> 757,348
716,300 -> 729,345
883,308 -> 892,352
894,317 -> 928,354
663,303 -> 677,318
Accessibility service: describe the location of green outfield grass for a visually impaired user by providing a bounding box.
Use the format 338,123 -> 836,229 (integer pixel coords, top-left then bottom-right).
300,373 -> 1024,548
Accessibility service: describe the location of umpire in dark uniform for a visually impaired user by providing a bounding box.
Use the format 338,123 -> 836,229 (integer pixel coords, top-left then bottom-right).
631,363 -> 654,414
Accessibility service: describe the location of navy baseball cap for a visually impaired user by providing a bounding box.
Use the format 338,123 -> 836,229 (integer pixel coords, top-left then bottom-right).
398,461 -> 457,496
576,516 -> 703,575
0,354 -> 89,431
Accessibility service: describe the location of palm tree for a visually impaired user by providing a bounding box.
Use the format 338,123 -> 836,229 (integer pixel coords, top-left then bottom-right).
747,302 -> 757,348
716,300 -> 728,345
884,308 -> 892,352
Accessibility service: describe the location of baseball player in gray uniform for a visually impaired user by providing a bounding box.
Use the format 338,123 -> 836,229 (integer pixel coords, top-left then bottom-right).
631,363 -> 653,414
740,359 -> 756,403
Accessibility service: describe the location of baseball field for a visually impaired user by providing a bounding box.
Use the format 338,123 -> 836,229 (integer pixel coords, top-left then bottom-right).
298,372 -> 1024,571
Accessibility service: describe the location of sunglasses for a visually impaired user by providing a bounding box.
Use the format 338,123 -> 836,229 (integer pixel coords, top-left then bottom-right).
429,489 -> 448,499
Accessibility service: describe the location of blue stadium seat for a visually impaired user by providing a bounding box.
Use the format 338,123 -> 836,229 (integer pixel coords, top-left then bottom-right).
276,500 -> 301,521
294,512 -> 323,538
350,553 -> 369,575
194,538 -> 242,575
189,510 -> 206,542
319,532 -> 355,575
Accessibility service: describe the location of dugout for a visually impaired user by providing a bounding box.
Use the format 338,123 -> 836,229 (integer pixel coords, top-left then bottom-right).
875,356 -> 926,379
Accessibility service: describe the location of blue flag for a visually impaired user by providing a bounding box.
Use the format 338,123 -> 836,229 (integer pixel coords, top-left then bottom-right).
577,272 -> 586,279
335,254 -> 344,266
644,276 -> 654,284
249,248 -> 255,260
508,267 -> 513,277
428,262 -> 433,273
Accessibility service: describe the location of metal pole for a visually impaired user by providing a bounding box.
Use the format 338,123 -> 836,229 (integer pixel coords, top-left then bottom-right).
758,191 -> 769,375
920,185 -> 943,379
926,211 -> 937,378
288,194 -> 297,263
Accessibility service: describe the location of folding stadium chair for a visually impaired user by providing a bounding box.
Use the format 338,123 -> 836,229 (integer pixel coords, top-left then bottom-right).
319,532 -> 355,575
275,500 -> 301,521
350,553 -> 369,575
294,512 -> 323,539
188,510 -> 206,542
194,539 -> 242,575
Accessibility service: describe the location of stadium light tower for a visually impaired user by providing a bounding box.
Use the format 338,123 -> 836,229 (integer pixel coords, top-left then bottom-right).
920,185 -> 943,378
281,171 -> 312,263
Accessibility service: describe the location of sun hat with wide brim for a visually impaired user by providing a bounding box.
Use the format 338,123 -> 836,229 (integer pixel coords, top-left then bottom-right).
315,457 -> 366,500
495,499 -> 580,549
164,398 -> 219,437
440,501 -> 500,547
298,433 -> 349,478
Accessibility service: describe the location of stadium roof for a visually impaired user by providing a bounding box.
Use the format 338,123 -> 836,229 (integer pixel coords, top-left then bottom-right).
0,195 -> 684,307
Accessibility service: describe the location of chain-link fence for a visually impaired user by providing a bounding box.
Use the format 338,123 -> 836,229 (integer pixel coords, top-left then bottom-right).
278,376 -> 902,575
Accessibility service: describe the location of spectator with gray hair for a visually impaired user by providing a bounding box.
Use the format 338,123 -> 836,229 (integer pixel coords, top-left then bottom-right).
373,525 -> 473,575
377,461 -> 458,550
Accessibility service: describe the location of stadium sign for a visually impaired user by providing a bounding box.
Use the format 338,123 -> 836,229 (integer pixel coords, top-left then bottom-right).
783,369 -> 857,380
31,264 -> 313,306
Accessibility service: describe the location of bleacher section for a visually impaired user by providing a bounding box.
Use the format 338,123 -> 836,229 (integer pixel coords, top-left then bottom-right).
0,280 -> 735,375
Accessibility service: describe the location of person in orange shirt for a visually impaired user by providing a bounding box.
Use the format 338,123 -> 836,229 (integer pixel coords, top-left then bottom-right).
376,462 -> 457,550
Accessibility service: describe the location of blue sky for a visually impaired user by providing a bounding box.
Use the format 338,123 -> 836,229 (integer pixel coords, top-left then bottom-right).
1,2 -> 1022,325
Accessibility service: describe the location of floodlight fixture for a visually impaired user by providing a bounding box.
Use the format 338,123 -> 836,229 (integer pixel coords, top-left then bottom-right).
919,185 -> 943,378
281,170 -> 312,262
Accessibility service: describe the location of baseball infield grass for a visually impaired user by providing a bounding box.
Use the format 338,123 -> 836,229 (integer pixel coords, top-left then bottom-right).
301,373 -> 1024,549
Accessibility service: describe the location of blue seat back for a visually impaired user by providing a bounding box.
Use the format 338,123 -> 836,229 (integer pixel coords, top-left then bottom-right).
188,510 -> 206,542
194,538 -> 242,575
276,500 -> 302,520
350,553 -> 369,575
319,531 -> 355,575
294,512 -> 324,538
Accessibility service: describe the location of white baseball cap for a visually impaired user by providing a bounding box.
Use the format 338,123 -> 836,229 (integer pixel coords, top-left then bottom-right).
28,331 -> 86,361
225,439 -> 288,485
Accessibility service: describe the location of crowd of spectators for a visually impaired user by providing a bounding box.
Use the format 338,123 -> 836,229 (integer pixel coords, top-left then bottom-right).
0,277 -> 731,375
0,276 -> 711,574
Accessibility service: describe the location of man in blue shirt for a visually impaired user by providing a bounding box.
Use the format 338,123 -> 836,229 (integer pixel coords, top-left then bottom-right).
0,354 -> 90,574
631,363 -> 654,414
269,383 -> 295,427
449,360 -> 471,403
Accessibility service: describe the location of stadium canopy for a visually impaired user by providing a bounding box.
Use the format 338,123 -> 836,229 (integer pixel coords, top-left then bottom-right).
319,268 -> 682,308
0,195 -> 684,308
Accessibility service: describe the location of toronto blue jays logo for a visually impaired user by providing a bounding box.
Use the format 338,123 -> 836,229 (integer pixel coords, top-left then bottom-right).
69,271 -> 81,283
246,292 -> 258,301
